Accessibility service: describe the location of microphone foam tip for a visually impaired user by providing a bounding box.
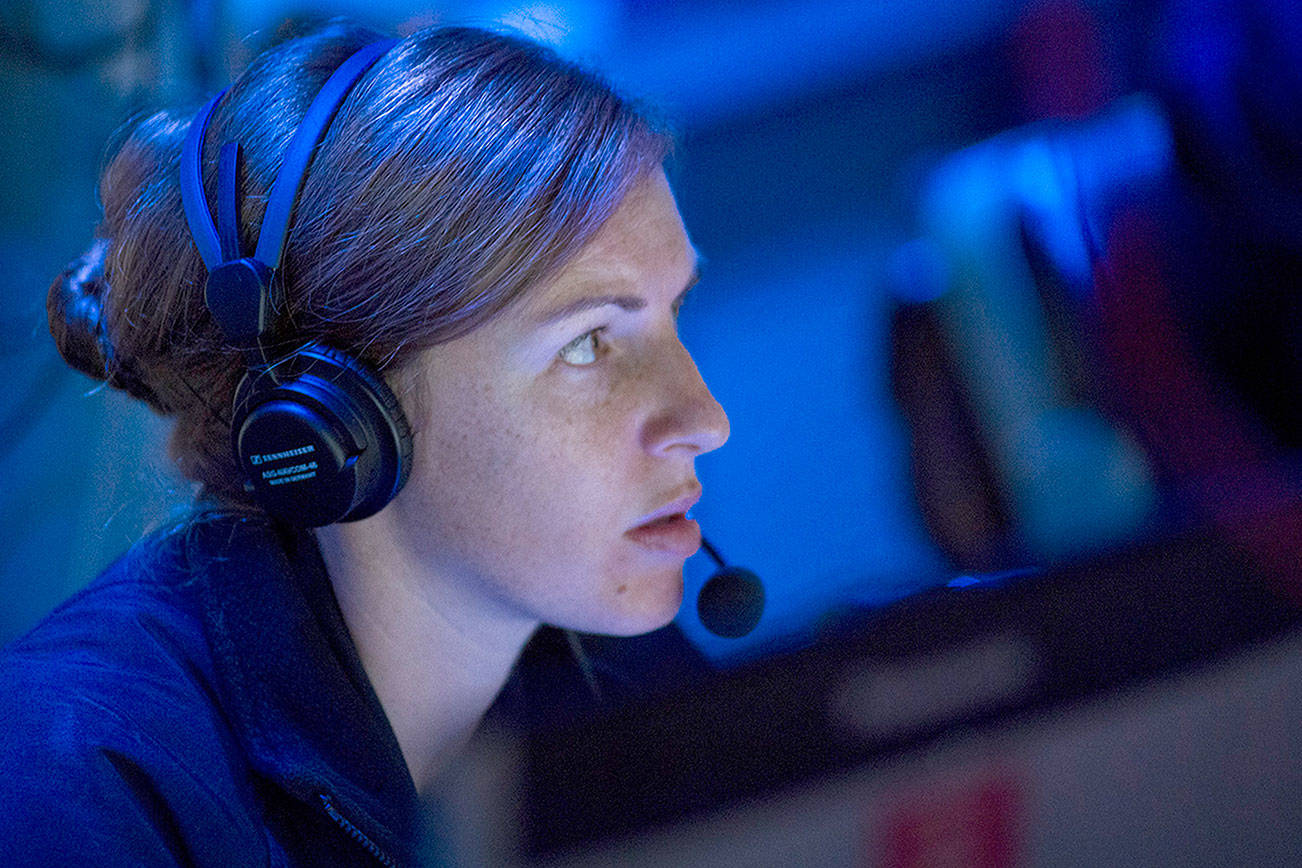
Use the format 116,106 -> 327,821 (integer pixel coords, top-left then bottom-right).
696,566 -> 765,638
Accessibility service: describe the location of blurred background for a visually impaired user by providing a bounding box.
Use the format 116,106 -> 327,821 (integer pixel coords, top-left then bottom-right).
1,0 -> 1298,662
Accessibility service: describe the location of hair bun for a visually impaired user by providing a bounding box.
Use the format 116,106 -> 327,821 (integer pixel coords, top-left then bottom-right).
47,238 -> 112,382
47,239 -> 161,405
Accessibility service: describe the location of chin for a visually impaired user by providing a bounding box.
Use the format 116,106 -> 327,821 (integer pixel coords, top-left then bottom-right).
607,603 -> 680,637
587,566 -> 684,637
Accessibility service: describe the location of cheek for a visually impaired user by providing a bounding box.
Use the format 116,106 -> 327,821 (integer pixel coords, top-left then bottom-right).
407,371 -> 633,564
392,360 -> 680,633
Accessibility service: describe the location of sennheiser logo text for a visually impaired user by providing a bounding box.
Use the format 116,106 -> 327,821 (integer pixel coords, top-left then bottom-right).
250,445 -> 315,466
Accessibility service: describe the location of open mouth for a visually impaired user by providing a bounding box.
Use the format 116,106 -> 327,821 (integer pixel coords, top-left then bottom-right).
626,512 -> 701,557
639,512 -> 685,529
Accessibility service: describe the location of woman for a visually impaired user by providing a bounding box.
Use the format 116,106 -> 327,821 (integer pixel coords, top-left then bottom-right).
1,20 -> 728,866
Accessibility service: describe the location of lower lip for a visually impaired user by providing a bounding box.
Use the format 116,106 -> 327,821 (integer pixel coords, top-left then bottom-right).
626,515 -> 702,557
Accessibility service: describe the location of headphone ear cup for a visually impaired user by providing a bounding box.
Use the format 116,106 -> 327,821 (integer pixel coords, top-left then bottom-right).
311,343 -> 414,504
231,344 -> 412,526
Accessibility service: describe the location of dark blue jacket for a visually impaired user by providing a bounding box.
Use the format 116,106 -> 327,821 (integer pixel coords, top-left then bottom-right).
0,511 -> 432,866
0,509 -> 709,866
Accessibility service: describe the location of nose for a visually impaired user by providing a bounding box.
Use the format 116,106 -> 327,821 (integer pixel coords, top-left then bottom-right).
640,338 -> 730,457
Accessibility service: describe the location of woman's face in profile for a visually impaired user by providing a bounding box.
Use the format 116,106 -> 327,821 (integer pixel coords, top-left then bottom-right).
388,169 -> 730,635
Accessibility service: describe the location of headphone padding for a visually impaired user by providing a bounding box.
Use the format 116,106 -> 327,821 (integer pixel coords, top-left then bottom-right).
309,343 -> 414,499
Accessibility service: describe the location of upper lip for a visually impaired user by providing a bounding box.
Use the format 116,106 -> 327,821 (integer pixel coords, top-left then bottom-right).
630,485 -> 702,529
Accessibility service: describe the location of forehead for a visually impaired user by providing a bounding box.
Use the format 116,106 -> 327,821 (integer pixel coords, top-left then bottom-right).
513,169 -> 695,318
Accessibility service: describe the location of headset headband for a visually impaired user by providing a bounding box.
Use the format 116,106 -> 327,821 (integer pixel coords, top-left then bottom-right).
179,40 -> 396,350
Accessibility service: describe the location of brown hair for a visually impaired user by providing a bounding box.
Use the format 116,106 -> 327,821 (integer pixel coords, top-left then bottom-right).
48,21 -> 671,502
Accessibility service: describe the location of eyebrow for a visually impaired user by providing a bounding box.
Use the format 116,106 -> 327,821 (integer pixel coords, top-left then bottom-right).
534,267 -> 701,327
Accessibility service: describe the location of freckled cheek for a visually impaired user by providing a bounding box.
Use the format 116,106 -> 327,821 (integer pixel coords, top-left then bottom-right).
407,386 -> 524,514
453,392 -> 596,508
494,380 -> 644,535
543,375 -> 647,476
412,371 -> 644,548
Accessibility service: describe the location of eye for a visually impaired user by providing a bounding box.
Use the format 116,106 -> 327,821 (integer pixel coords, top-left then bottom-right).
558,329 -> 604,366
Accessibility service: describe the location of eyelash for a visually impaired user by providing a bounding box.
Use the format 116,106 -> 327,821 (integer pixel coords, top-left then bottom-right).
556,296 -> 690,368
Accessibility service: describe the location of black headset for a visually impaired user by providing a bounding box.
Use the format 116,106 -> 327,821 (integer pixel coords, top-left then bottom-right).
180,40 -> 411,528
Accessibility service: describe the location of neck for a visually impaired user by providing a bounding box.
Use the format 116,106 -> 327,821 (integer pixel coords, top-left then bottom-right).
314,518 -> 537,796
